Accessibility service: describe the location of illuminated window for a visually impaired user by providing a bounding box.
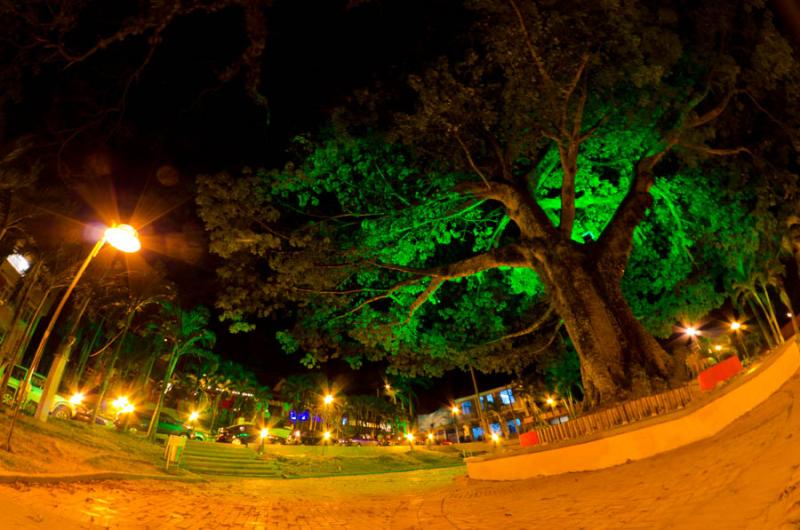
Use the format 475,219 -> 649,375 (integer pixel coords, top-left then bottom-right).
460,401 -> 472,415
499,389 -> 515,405
6,254 -> 30,276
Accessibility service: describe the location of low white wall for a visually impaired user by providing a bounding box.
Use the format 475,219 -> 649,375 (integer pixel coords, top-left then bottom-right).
467,341 -> 800,480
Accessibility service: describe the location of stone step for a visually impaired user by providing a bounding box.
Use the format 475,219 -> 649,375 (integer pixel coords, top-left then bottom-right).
183,453 -> 259,465
181,461 -> 278,471
180,466 -> 281,477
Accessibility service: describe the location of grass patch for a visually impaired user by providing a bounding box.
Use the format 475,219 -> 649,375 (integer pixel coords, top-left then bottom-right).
0,409 -> 165,476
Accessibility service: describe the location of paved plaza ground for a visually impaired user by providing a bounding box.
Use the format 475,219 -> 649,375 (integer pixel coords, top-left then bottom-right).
3,374 -> 800,529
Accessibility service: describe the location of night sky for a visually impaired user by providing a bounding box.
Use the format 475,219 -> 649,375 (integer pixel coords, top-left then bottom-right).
2,0 -> 506,411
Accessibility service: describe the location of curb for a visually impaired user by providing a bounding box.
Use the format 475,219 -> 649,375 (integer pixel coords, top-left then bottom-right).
0,470 -> 208,485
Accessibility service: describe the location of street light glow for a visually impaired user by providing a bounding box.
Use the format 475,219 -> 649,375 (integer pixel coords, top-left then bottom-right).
188,411 -> 199,422
546,396 -> 556,407
491,432 -> 501,443
685,326 -> 698,337
406,432 -> 414,442
730,321 -> 742,331
104,224 -> 141,253
260,428 -> 269,439
323,430 -> 331,440
323,394 -> 334,405
69,392 -> 84,405
451,405 -> 459,414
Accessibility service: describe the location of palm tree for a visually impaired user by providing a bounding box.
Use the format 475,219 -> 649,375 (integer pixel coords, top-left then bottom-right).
146,303 -> 215,440
90,279 -> 171,426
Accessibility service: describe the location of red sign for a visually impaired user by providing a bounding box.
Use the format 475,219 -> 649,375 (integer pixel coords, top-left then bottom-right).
519,431 -> 540,447
698,355 -> 743,391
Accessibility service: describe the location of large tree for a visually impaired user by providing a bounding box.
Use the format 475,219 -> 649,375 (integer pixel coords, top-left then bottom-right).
199,1 -> 799,405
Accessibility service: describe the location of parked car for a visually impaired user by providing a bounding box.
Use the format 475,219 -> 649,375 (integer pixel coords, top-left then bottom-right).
115,407 -> 201,439
2,364 -> 92,421
216,423 -> 290,445
216,423 -> 260,445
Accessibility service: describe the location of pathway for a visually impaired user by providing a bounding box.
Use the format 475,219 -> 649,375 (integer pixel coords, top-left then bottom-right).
2,373 -> 800,529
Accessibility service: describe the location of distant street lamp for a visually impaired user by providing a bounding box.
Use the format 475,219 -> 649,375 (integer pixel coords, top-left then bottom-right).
450,405 -> 461,444
5,224 -> 140,451
259,427 -> 269,454
730,321 -> 751,359
545,395 -> 558,424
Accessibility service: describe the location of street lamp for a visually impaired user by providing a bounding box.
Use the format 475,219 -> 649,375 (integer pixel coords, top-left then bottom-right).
450,405 -> 461,444
259,427 -> 269,453
730,320 -> 751,359
6,223 -> 140,450
545,395 -> 558,424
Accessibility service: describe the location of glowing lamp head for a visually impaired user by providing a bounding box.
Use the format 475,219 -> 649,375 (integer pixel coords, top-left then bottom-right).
545,397 -> 556,407
405,432 -> 414,442
112,396 -> 129,410
427,433 -> 434,441
451,406 -> 459,415
714,345 -> 722,352
69,392 -> 84,405
188,411 -> 199,422
491,433 -> 501,443
260,428 -> 269,439
104,224 -> 141,253
323,394 -> 334,405
121,403 -> 134,414
685,326 -> 698,337
730,321 -> 741,331
323,431 -> 331,440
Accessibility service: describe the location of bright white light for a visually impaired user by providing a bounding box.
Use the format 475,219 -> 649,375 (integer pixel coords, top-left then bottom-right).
260,428 -> 269,439
685,327 -> 698,337
6,254 -> 30,275
323,394 -> 334,405
104,224 -> 141,253
189,411 -> 199,422
69,392 -> 84,405
730,321 -> 741,331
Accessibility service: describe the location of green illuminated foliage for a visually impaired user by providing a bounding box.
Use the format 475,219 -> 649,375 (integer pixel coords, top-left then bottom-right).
198,0 -> 799,403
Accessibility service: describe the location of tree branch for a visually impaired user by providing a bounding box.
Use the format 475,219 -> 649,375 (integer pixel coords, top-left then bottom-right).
400,277 -> 444,325
596,139 -> 678,274
491,307 -> 554,342
454,131 -> 492,189
508,0 -> 553,88
459,181 -> 557,241
678,143 -> 752,157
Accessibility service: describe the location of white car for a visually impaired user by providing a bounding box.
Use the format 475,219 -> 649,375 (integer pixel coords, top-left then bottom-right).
2,364 -> 89,420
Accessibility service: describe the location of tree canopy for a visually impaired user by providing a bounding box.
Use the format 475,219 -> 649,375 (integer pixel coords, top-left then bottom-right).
198,0 -> 800,403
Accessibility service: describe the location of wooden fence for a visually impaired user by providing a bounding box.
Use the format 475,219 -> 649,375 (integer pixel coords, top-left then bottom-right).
533,386 -> 695,446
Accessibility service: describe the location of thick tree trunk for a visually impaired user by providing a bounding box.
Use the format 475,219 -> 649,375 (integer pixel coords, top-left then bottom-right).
539,243 -> 672,406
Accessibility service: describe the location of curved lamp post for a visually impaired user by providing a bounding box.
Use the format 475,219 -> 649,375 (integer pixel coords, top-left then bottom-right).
6,224 -> 140,451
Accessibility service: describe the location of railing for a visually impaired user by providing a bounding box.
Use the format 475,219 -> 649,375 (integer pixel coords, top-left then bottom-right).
533,386 -> 695,446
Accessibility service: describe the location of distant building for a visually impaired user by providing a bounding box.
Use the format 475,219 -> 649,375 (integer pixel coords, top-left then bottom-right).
0,254 -> 52,367
418,384 -> 531,442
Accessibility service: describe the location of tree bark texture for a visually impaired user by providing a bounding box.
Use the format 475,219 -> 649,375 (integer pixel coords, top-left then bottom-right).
534,242 -> 671,406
